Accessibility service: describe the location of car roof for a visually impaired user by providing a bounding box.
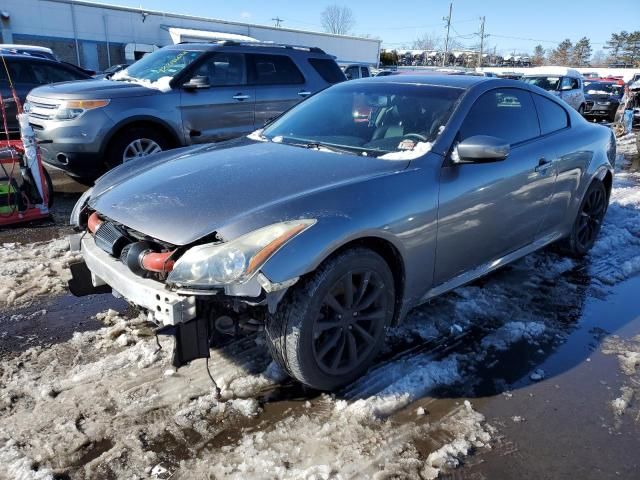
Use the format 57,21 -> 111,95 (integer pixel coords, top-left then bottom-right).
0,53 -> 58,63
164,41 -> 330,56
353,73 -> 492,88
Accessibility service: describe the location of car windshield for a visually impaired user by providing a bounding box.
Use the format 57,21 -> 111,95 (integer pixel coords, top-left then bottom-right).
522,76 -> 561,91
584,82 -> 623,96
119,49 -> 202,82
262,82 -> 463,157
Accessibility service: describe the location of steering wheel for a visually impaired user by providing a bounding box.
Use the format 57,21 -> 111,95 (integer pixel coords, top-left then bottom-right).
401,133 -> 428,142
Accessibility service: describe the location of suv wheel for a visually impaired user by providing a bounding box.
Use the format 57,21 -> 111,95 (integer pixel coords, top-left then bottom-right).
106,127 -> 169,168
265,248 -> 395,391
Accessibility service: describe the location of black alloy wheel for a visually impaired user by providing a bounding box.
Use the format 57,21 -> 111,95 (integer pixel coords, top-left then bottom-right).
312,270 -> 388,376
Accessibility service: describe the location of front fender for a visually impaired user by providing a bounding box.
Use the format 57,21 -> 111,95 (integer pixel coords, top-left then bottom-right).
259,215 -> 408,284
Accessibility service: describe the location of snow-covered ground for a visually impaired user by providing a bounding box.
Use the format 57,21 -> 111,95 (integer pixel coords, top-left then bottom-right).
0,133 -> 639,479
0,239 -> 80,309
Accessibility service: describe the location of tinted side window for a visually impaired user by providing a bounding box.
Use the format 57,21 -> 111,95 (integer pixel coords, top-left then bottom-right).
361,67 -> 370,78
308,58 -> 345,84
249,54 -> 304,85
191,53 -> 246,86
533,94 -> 569,135
6,61 -> 38,84
344,66 -> 359,79
459,88 -> 540,145
561,77 -> 573,90
37,64 -> 87,84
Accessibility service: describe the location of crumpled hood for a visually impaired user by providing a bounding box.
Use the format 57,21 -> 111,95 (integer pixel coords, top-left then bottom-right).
90,138 -> 409,245
28,79 -> 162,100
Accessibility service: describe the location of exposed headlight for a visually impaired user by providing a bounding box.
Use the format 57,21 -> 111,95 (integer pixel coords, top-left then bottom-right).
168,220 -> 316,287
70,187 -> 93,227
54,99 -> 110,120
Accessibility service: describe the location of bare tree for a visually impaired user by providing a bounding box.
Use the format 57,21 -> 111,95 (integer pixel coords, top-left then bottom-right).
412,33 -> 441,51
321,5 -> 355,35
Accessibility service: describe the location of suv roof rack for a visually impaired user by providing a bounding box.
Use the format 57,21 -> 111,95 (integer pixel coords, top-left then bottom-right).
177,40 -> 325,54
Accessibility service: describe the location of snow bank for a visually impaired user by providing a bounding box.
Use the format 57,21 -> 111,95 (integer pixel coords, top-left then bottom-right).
481,322 -> 546,351
0,239 -> 80,308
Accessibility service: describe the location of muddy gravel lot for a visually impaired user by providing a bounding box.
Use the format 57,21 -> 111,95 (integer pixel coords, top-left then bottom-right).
1,139 -> 639,480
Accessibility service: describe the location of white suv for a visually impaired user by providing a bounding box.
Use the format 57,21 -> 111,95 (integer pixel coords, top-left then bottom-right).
522,67 -> 586,113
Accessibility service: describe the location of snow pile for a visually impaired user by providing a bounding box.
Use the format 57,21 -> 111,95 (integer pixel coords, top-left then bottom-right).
421,401 -> 493,480
481,322 -> 546,351
340,355 -> 462,419
0,309 -> 276,479
179,397 -> 492,480
0,239 -> 80,308
589,171 -> 640,285
0,439 -> 53,480
602,334 -> 640,423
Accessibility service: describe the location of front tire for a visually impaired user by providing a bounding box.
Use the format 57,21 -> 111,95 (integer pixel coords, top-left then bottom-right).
266,248 -> 396,391
560,180 -> 608,257
105,127 -> 169,169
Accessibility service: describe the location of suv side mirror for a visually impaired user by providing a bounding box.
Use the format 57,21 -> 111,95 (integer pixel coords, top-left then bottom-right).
183,75 -> 210,90
455,135 -> 510,163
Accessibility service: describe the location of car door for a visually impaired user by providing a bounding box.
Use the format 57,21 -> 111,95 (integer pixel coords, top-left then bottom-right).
249,53 -> 311,127
433,87 -> 557,286
179,52 -> 255,143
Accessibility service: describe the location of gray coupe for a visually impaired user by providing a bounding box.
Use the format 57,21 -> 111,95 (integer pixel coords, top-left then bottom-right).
69,75 -> 615,390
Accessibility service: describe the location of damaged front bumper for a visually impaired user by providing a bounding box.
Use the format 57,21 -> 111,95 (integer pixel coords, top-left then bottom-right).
68,233 -> 296,367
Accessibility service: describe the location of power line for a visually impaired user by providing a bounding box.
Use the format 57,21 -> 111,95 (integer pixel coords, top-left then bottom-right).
271,17 -> 284,28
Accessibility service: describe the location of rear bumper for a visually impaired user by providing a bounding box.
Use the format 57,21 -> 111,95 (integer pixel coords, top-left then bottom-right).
72,233 -> 196,325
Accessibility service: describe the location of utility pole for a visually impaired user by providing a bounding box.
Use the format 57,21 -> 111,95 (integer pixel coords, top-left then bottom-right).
442,2 -> 452,67
478,16 -> 485,69
272,17 -> 283,28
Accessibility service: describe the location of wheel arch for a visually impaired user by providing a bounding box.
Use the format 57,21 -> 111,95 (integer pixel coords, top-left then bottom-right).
100,116 -> 181,156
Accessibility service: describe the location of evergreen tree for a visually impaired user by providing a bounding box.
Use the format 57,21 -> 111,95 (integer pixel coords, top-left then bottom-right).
549,39 -> 573,65
572,37 -> 592,66
532,44 -> 546,66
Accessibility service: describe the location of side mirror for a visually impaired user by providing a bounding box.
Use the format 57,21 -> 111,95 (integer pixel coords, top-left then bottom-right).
183,75 -> 210,90
455,135 -> 510,163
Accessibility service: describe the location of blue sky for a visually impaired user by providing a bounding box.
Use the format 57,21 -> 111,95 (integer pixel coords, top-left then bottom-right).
91,0 -> 640,54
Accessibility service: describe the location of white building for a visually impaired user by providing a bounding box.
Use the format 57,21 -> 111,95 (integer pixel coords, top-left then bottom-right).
0,0 -> 381,70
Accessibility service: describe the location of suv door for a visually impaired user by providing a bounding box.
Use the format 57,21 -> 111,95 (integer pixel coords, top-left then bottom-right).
249,54 -> 310,127
179,52 -> 255,143
560,76 -> 581,110
344,65 -> 360,80
433,88 -> 557,286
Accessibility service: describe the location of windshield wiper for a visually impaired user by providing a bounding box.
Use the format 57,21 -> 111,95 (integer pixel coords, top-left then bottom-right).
278,137 -> 384,156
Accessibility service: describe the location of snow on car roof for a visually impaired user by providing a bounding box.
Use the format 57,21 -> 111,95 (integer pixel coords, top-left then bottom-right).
523,66 -> 583,78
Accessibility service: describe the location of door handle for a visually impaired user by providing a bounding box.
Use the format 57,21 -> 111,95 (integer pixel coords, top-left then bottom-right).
534,158 -> 553,172
297,91 -> 312,97
232,94 -> 250,101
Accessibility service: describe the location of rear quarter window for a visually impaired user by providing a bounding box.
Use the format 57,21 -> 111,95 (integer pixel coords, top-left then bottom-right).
308,58 -> 345,84
249,54 -> 304,85
533,94 -> 569,135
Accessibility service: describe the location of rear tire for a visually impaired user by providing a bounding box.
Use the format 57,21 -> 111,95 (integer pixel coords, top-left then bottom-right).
105,127 -> 169,169
559,180 -> 608,257
265,248 -> 395,391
